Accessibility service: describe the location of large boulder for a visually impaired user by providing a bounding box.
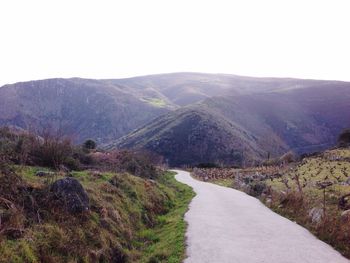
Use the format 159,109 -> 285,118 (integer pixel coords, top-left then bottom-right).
51,177 -> 89,214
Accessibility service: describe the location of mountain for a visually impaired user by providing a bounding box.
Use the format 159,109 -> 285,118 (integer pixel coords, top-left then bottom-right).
104,72 -> 333,106
202,84 -> 350,154
1,73 -> 350,165
0,78 -> 170,143
110,106 -> 266,166
109,78 -> 350,166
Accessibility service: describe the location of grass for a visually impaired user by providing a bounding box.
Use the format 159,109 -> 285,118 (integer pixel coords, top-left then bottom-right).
141,98 -> 168,108
211,178 -> 233,187
0,168 -> 194,263
139,172 -> 195,263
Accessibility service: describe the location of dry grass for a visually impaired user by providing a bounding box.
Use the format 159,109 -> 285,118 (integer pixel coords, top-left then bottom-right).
194,148 -> 350,258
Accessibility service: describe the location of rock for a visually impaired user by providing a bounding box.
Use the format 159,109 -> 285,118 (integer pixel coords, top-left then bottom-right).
35,171 -> 54,177
341,210 -> 350,221
308,207 -> 324,224
51,177 -> 89,214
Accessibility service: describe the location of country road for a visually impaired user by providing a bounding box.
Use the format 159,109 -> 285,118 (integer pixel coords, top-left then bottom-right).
174,170 -> 350,263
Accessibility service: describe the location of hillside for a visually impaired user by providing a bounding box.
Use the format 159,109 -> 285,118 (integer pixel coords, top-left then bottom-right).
0,78 -> 169,143
105,72 -> 342,106
201,84 -> 350,154
0,167 -> 194,263
111,107 -> 266,166
110,80 -> 350,166
1,73 -> 350,165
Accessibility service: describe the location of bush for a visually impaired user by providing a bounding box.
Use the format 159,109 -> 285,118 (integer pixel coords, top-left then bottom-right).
92,150 -> 162,179
72,147 -> 94,166
0,127 -> 86,170
249,181 -> 267,197
63,156 -> 81,171
279,151 -> 295,164
196,163 -> 220,168
31,135 -> 73,169
83,139 -> 96,150
0,127 -> 163,177
338,129 -> 350,147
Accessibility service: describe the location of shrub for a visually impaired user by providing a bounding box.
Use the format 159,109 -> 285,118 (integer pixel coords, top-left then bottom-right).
338,128 -> 350,147
92,150 -> 162,178
31,135 -> 73,169
279,151 -> 295,164
83,139 -> 96,150
72,147 -> 94,166
63,156 -> 81,171
196,163 -> 220,168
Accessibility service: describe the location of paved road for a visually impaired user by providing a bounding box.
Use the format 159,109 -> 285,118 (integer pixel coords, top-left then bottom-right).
174,170 -> 349,263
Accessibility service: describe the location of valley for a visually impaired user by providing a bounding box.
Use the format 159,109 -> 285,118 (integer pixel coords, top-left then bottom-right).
1,73 -> 350,166
1,72 -> 350,262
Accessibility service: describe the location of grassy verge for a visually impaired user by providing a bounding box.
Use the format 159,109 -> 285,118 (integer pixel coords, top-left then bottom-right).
139,172 -> 195,263
0,168 -> 194,263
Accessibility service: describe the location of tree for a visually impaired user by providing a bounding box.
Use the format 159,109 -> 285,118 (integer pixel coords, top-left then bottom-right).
83,139 -> 96,150
338,128 -> 350,147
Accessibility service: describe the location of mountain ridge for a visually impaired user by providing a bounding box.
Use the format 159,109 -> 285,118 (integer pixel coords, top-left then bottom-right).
1,72 -> 349,166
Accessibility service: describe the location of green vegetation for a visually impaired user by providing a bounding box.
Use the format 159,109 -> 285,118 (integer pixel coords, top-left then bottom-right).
0,168 -> 194,263
140,172 -> 195,263
141,98 -> 168,108
211,178 -> 233,187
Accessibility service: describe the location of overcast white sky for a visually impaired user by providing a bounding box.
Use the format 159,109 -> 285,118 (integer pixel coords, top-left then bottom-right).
0,0 -> 349,86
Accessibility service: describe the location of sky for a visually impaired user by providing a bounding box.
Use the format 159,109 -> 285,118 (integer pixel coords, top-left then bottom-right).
0,0 -> 349,86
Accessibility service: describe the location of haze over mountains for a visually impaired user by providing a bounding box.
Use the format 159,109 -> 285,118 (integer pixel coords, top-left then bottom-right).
1,73 -> 349,166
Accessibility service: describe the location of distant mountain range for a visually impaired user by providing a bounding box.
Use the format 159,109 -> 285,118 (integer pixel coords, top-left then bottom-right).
1,73 -> 349,166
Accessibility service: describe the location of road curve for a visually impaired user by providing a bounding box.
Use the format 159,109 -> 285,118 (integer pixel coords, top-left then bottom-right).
174,170 -> 349,263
